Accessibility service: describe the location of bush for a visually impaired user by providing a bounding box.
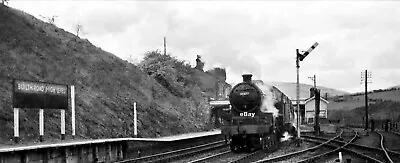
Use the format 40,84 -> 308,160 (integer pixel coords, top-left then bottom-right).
139,50 -> 198,98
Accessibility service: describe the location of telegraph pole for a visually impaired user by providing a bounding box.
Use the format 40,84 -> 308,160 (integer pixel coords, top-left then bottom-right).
296,42 -> 319,144
164,37 -> 167,55
361,70 -> 372,131
308,75 -> 316,88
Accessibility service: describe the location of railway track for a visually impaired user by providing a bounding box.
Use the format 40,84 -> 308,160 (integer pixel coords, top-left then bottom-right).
117,129 -> 400,163
187,150 -> 232,163
390,130 -> 400,137
377,131 -> 394,163
291,130 -> 400,163
116,140 -> 227,163
187,149 -> 269,163
325,134 -> 400,163
377,131 -> 400,163
253,130 -> 345,163
386,131 -> 400,152
300,130 -> 387,163
296,129 -> 359,162
253,128 -> 397,163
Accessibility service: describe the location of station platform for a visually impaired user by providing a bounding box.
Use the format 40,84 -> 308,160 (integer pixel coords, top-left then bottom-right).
148,129 -> 221,141
0,129 -> 221,153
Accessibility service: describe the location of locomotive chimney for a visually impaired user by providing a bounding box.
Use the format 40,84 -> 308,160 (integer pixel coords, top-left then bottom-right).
242,74 -> 252,82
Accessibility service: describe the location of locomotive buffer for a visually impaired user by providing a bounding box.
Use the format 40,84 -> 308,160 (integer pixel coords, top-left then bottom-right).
296,42 -> 318,142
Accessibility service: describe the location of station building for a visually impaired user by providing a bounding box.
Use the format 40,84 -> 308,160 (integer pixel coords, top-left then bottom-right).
291,89 -> 329,124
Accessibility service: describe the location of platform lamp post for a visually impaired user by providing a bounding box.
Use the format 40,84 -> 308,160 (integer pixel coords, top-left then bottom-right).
296,42 -> 319,144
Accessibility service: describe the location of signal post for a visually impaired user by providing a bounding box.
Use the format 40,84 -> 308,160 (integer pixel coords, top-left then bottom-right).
296,42 -> 319,145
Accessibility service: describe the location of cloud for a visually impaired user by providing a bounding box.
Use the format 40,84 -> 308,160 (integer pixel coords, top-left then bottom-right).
372,38 -> 400,69
9,1 -> 400,93
79,8 -> 142,35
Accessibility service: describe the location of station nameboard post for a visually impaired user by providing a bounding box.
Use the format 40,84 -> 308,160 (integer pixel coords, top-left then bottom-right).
13,108 -> 19,143
12,80 -> 19,143
61,109 -> 65,140
71,85 -> 75,139
134,102 -> 137,138
12,79 -> 69,143
39,109 -> 44,142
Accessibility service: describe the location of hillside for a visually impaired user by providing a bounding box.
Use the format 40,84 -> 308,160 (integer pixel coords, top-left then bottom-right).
328,88 -> 400,110
328,100 -> 400,126
268,82 -> 349,100
0,5 -> 217,145
348,89 -> 400,102
388,85 -> 400,90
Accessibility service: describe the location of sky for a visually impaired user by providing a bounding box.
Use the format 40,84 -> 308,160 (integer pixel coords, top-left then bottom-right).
8,0 -> 400,93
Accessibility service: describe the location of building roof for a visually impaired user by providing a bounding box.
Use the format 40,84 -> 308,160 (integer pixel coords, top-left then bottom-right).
291,96 -> 329,105
305,96 -> 329,104
290,98 -> 309,105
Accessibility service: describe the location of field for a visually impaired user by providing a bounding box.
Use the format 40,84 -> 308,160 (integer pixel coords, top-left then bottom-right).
327,89 -> 400,126
328,89 -> 400,111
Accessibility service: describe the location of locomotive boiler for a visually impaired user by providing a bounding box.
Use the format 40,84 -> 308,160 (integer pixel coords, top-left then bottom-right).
221,74 -> 296,152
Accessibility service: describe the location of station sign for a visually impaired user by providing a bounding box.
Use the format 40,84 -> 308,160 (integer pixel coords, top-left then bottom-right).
13,80 -> 68,109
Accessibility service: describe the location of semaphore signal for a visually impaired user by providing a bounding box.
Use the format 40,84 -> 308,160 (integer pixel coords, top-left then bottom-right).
298,42 -> 318,61
295,42 -> 319,145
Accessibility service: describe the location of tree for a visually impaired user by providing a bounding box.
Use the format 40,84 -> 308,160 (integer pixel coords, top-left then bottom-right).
76,23 -> 82,37
75,22 -> 88,37
2,0 -> 9,5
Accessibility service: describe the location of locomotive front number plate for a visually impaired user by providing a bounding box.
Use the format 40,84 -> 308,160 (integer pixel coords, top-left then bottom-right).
240,92 -> 250,96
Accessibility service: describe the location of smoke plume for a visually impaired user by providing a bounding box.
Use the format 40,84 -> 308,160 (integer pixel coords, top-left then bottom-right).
254,82 -> 279,118
280,131 -> 293,142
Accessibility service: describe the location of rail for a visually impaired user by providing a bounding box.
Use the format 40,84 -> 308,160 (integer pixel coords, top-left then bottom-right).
116,140 -> 226,163
253,129 -> 344,163
377,132 -> 394,163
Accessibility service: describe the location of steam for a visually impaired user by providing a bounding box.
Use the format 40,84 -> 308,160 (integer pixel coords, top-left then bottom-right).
280,131 -> 293,142
293,111 -> 298,129
254,82 -> 279,118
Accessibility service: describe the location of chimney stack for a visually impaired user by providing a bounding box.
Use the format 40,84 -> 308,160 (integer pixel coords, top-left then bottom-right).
310,87 -> 316,98
242,74 -> 252,83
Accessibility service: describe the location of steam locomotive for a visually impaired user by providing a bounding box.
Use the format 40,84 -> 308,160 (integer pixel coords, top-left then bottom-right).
220,74 -> 297,152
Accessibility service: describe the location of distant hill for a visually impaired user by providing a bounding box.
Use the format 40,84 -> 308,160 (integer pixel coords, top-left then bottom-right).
328,87 -> 400,110
327,86 -> 400,127
0,5 -> 221,145
267,82 -> 349,100
388,85 -> 400,90
328,100 -> 400,127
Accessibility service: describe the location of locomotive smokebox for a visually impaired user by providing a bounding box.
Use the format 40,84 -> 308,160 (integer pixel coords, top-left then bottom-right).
242,74 -> 253,82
